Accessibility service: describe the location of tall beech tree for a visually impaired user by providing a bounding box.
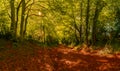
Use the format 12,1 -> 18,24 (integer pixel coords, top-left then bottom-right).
20,0 -> 25,40
85,0 -> 90,46
92,0 -> 106,45
10,0 -> 16,37
79,0 -> 83,43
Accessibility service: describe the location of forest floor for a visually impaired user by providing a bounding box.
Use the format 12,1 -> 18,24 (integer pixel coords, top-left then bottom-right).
0,39 -> 120,71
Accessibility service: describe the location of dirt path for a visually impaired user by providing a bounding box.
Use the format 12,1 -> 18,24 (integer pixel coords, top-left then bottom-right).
0,44 -> 120,71
49,47 -> 120,71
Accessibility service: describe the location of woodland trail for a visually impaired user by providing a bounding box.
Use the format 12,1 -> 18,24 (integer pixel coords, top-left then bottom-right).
0,43 -> 120,71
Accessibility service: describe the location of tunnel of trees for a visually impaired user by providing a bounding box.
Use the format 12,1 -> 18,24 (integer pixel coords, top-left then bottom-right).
0,0 -> 120,47
0,0 -> 120,71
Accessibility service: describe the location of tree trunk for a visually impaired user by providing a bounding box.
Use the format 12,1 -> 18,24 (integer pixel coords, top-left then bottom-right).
23,15 -> 28,37
92,0 -> 105,45
15,0 -> 22,37
23,2 -> 33,37
10,0 -> 16,37
79,0 -> 83,43
85,0 -> 90,46
71,0 -> 80,44
20,0 -> 25,40
92,1 -> 99,45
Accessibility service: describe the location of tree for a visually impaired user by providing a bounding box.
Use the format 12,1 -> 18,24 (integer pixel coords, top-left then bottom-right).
9,0 -> 35,40
20,0 -> 25,40
10,0 -> 16,37
79,0 -> 83,43
92,0 -> 106,45
85,0 -> 90,46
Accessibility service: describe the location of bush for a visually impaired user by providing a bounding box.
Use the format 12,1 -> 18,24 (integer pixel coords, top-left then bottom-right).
0,29 -> 12,40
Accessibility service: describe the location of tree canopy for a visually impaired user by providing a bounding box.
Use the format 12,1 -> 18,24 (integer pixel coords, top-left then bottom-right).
0,0 -> 120,47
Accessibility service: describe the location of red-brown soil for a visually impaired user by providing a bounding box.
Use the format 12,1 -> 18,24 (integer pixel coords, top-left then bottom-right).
0,42 -> 120,71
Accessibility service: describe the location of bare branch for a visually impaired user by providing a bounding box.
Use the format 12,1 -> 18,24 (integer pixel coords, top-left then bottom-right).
25,0 -> 35,10
25,0 -> 32,6
16,0 -> 23,10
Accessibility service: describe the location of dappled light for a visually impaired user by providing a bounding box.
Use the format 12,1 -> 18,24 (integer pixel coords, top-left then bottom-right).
98,63 -> 112,71
38,11 -> 42,16
0,40 -> 120,71
0,0 -> 120,70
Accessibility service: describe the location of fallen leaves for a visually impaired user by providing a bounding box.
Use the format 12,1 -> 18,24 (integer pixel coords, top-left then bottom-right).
0,43 -> 120,71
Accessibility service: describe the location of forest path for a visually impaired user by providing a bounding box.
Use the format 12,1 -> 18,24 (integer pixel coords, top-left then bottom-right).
0,42 -> 120,71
